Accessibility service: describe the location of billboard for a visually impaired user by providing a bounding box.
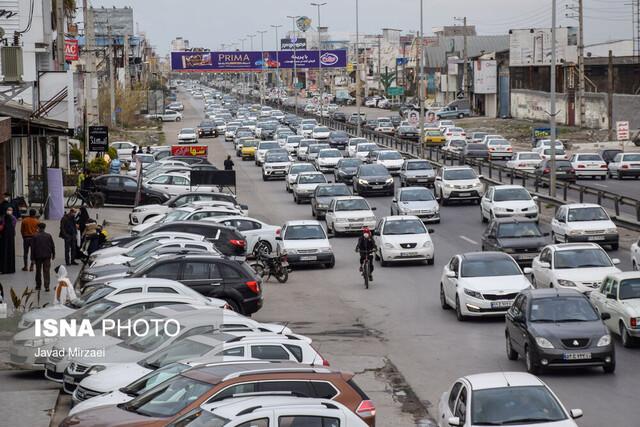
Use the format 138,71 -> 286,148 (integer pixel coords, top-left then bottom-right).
509,27 -> 578,66
65,39 -> 79,61
281,38 -> 307,50
171,50 -> 348,72
473,60 -> 497,94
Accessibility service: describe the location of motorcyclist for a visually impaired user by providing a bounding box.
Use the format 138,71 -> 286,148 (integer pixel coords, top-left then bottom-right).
355,226 -> 377,281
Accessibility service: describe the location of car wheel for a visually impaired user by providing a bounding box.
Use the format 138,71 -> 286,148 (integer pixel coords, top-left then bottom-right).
294,195 -> 300,204
400,180 -> 405,187
551,232 -> 559,244
603,361 -> 616,373
525,346 -> 540,374
253,241 -> 272,257
225,299 -> 242,314
611,243 -> 619,251
617,171 -> 623,180
427,256 -> 434,266
262,173 -> 268,181
380,252 -> 389,267
440,284 -> 449,309
620,322 -> 635,348
600,175 -> 606,180
481,208 -> 487,223
441,196 -> 449,206
505,333 -> 519,361
324,258 -> 335,269
176,117 -> 181,122
457,113 -> 464,119
455,296 -> 466,321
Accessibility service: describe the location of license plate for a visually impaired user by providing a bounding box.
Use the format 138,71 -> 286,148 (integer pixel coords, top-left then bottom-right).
491,301 -> 513,309
588,235 -> 605,241
371,185 -> 383,189
517,253 -> 537,259
300,256 -> 317,261
45,363 -> 55,372
401,252 -> 418,257
63,375 -> 75,385
458,192 -> 471,197
273,171 -> 285,175
417,178 -> 428,182
563,352 -> 592,360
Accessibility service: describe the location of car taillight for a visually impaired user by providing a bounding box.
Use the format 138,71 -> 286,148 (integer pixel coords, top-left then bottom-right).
507,147 -> 512,151
275,228 -> 281,236
245,280 -> 261,294
577,164 -> 585,168
622,164 -> 629,169
543,167 -> 550,174
569,168 -> 575,173
600,164 -> 607,168
356,400 -> 376,418
631,318 -> 638,328
230,239 -> 246,248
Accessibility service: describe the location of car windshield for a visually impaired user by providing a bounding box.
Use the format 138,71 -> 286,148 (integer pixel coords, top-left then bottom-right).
406,161 -> 432,171
443,169 -> 477,180
400,189 -> 434,202
622,154 -> 640,161
72,285 -> 115,308
335,199 -> 370,211
298,174 -> 326,184
141,335 -> 229,369
119,319 -> 180,353
473,132 -> 488,139
338,159 -> 362,168
319,150 -> 342,158
383,219 -> 426,235
122,363 -> 190,397
577,154 -> 602,161
519,153 -> 541,160
467,144 -> 486,151
66,300 -> 119,323
259,143 -> 279,150
302,124 -> 315,130
461,258 -> 522,277
568,207 -> 609,222
379,151 -> 402,160
128,240 -> 163,258
350,138 -> 368,146
164,210 -> 191,222
309,145 -> 329,153
497,222 -> 542,238
180,129 -> 195,134
554,248 -> 612,269
123,375 -> 211,418
183,412 -> 229,427
449,140 -> 466,148
619,279 -> 640,300
357,144 -> 378,152
284,225 -> 326,240
426,131 -> 442,136
266,153 -> 289,163
287,136 -> 302,144
471,386 -> 567,425
290,164 -> 316,174
494,188 -> 531,202
314,127 -> 330,133
331,131 -> 348,138
360,165 -> 389,176
317,186 -> 350,197
398,127 -> 415,132
488,140 -> 510,146
530,296 -> 599,322
242,140 -> 257,148
543,149 -> 566,155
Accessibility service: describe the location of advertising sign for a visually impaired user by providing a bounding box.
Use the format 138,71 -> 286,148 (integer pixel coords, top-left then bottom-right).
171,50 -> 348,72
387,87 -> 405,96
616,121 -> 630,141
473,60 -> 497,94
88,126 -> 108,152
281,38 -> 307,50
64,39 -> 79,61
171,145 -> 208,157
296,16 -> 312,32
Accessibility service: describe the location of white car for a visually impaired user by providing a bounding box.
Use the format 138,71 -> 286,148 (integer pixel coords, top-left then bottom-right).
91,238 -> 217,266
325,196 -> 377,235
255,141 -> 280,166
299,123 -> 316,137
550,203 -> 619,250
391,186 -> 440,223
632,238 -> 640,270
374,216 -> 434,265
315,148 -> 343,172
88,232 -> 204,260
296,138 -> 317,160
160,110 -> 183,122
506,152 -> 543,173
480,185 -> 538,223
537,147 -> 569,161
277,220 -> 335,268
110,141 -> 138,162
292,171 -> 328,204
275,130 -> 295,147
145,173 -> 218,197
440,252 -> 532,320
480,134 -> 504,145
285,163 -> 317,193
438,372 -> 582,427
485,138 -> 513,160
570,153 -> 607,179
607,152 -> 640,179
262,150 -> 291,181
434,166 -> 485,205
373,150 -> 404,175
347,137 -> 369,157
206,216 -> 280,255
441,139 -> 467,158
534,138 -> 565,151
531,243 -> 621,293
177,128 -> 198,144
131,206 -> 242,234
284,135 -> 303,154
312,125 -> 331,140
443,126 -> 466,141
438,120 -> 455,131
353,143 -> 378,161
374,118 -> 395,134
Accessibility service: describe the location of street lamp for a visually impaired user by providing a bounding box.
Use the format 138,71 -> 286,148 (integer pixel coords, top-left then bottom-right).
287,15 -> 301,114
271,24 -> 283,102
355,0 -> 361,136
418,0 -> 425,156
549,0 -> 558,197
247,34 -> 256,98
257,30 -> 268,105
311,2 -> 327,108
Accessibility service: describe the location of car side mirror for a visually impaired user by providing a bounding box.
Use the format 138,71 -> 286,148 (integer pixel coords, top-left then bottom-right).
543,232 -> 550,237
446,270 -> 457,278
392,198 -> 397,203
448,416 -> 461,427
570,409 -> 583,419
532,196 -> 539,201
611,258 -> 621,265
478,175 -> 484,179
240,204 -> 249,210
538,261 -> 551,269
275,236 -> 282,241
435,176 -> 442,181
601,312 -> 612,320
523,267 -> 533,275
373,230 -> 380,236
606,293 -> 616,300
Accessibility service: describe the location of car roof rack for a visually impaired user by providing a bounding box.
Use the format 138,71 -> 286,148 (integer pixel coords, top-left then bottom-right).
213,391 -> 309,405
222,367 -> 330,381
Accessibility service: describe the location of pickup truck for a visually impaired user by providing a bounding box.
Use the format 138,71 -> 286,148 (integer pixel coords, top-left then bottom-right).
435,106 -> 471,119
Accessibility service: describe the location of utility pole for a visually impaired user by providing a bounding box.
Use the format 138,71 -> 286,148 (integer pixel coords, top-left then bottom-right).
124,34 -> 130,91
257,30 -> 268,105
549,0 -> 558,197
454,16 -> 468,99
578,0 -> 585,127
608,50 -> 614,141
311,3 -> 326,107
377,35 -> 382,93
355,0 -> 361,136
56,0 -> 65,70
82,0 -> 95,163
248,34 -> 256,95
418,0 -> 425,155
287,16 -> 300,114
108,25 -> 116,127
271,24 -> 283,100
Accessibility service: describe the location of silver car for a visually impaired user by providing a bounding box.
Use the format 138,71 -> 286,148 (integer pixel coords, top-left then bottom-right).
390,186 -> 440,223
399,159 -> 436,187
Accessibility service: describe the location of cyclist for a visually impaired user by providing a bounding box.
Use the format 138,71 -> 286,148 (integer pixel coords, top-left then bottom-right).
355,226 -> 376,281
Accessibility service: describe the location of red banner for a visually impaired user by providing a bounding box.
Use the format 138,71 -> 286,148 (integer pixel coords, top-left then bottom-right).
171,145 -> 208,157
65,39 -> 79,61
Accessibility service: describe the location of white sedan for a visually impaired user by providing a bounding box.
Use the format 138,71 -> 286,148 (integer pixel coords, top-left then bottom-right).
480,185 -> 538,223
315,148 -> 343,172
145,173 -> 219,196
440,252 -> 532,320
277,220 -> 335,268
374,216 -> 434,265
570,153 -> 607,179
311,125 -> 331,140
632,238 -> 640,270
325,196 -> 377,236
374,150 -> 404,175
177,128 -> 198,144
550,203 -> 619,250
207,215 -> 280,255
347,137 -> 369,158
607,152 -> 640,179
506,152 -> 542,173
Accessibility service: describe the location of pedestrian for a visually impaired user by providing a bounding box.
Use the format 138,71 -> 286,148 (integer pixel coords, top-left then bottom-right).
145,146 -> 152,154
31,223 -> 55,291
224,155 -> 234,171
0,192 -> 18,217
131,147 -> 137,161
20,208 -> 39,271
0,206 -> 17,274
52,265 -> 76,305
109,157 -> 121,174
77,206 -> 90,235
59,209 -> 78,266
137,147 -> 144,155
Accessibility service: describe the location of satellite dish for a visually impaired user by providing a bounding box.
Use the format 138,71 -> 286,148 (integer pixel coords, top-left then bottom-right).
0,27 -> 5,39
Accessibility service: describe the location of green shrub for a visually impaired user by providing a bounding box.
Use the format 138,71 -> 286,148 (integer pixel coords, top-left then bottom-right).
88,158 -> 108,174
70,147 -> 83,163
107,147 -> 118,160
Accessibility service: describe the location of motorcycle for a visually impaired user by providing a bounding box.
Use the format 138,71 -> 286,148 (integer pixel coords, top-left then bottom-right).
250,246 -> 289,283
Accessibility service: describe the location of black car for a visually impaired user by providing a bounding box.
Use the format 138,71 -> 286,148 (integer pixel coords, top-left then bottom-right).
197,120 -> 217,138
389,115 -> 402,128
353,164 -> 394,196
331,111 -> 347,122
334,158 -> 363,184
91,175 -> 170,206
105,221 -> 247,258
534,159 -> 577,185
259,122 -> 278,140
599,148 -> 623,164
481,218 -> 548,266
328,131 -> 349,149
364,119 -> 379,131
462,143 -> 490,161
311,183 -> 352,219
505,288 -> 615,374
396,126 -> 420,141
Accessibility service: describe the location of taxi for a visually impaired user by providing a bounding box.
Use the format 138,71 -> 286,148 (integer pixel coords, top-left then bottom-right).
241,139 -> 259,160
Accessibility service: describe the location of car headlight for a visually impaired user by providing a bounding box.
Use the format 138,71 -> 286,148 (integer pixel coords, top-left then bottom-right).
463,288 -> 483,299
597,334 -> 611,347
82,274 -> 96,281
23,337 -> 57,347
557,279 -> 577,287
335,218 -> 348,223
535,336 -> 555,349
567,229 -> 581,236
86,365 -> 106,376
384,243 -> 394,249
318,247 -> 333,253
444,182 -> 455,189
605,228 -> 618,234
473,181 -> 483,188
422,241 -> 432,248
134,207 -> 148,212
358,179 -> 369,185
317,203 -> 329,209
366,216 -> 376,222
385,178 -> 394,184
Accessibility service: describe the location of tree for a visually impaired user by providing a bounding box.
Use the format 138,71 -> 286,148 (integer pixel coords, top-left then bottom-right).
380,70 -> 397,94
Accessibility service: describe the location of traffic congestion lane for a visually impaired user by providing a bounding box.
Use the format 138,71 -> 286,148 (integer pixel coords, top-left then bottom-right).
178,91 -> 637,427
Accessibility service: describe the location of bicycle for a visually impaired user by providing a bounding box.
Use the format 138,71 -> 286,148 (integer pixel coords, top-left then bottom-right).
66,189 -> 94,208
361,250 -> 374,289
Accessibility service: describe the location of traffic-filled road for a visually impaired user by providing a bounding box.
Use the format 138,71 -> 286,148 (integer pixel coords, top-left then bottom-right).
172,88 -> 638,427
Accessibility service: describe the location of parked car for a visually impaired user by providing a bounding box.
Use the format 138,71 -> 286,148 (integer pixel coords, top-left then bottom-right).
277,220 -> 335,268
481,218 -> 548,266
505,288 -> 615,374
436,105 -> 471,119
325,196 -> 377,236
91,175 -> 170,206
550,203 -> 618,249
160,110 -> 183,122
110,141 -> 138,162
145,173 -> 219,197
390,186 -> 439,223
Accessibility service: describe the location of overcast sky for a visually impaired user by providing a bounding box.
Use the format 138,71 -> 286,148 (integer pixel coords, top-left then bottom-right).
93,0 -> 633,54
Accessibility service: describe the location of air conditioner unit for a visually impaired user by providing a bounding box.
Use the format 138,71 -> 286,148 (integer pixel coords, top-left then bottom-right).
1,46 -> 24,83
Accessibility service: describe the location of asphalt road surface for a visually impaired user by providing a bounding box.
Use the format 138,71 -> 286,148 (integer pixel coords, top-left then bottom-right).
168,90 -> 638,427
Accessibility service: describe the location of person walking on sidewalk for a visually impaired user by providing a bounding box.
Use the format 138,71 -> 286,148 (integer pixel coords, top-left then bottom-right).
224,155 -> 235,171
59,209 -> 78,266
53,265 -> 76,305
32,223 -> 55,291
20,209 -> 39,271
0,206 -> 17,274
